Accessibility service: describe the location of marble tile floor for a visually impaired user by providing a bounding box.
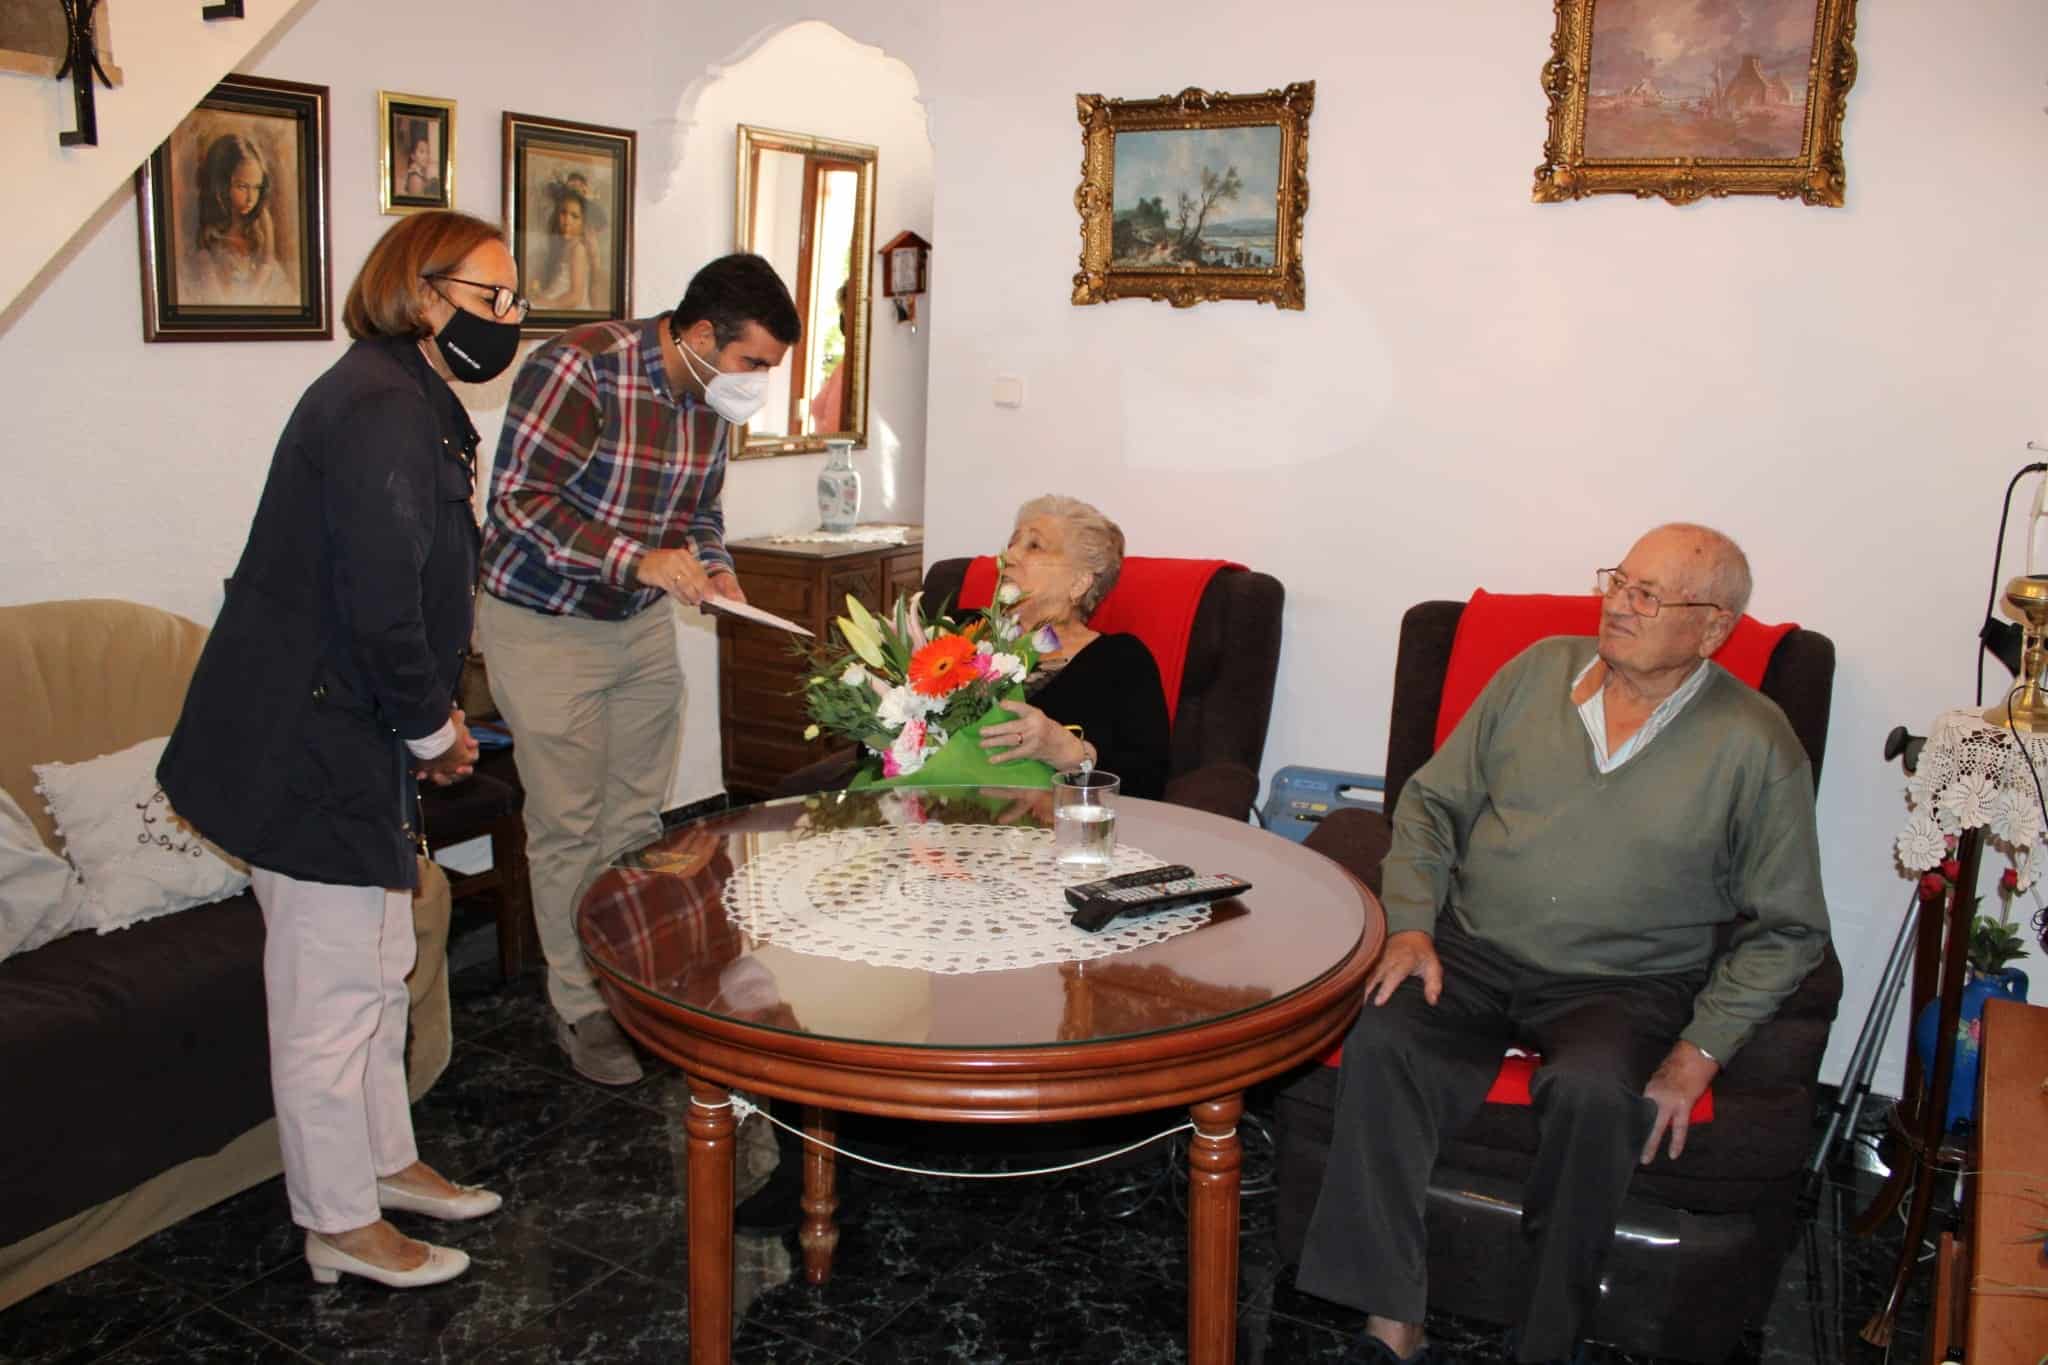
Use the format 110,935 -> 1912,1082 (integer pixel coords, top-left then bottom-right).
2,926 -> 1942,1365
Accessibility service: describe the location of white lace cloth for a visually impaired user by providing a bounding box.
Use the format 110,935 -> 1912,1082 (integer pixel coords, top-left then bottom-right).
758,525 -> 915,546
1895,707 -> 2048,888
722,824 -> 1213,973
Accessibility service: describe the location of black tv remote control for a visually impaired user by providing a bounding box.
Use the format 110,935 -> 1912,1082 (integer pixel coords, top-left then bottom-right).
1065,866 -> 1252,932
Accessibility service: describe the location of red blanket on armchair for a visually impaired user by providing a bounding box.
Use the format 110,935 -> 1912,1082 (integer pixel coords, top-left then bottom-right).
958,555 -> 1241,725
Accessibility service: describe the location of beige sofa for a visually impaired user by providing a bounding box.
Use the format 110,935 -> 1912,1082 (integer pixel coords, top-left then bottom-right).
0,599 -> 452,1309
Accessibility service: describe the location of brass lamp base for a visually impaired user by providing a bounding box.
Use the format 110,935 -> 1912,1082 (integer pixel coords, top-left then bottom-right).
1982,688 -> 2048,733
1983,575 -> 2048,732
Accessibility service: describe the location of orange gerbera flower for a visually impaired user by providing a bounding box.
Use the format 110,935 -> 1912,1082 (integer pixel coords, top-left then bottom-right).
908,634 -> 979,697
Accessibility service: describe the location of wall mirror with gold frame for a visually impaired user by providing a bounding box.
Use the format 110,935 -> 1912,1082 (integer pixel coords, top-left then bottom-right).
733,124 -> 877,459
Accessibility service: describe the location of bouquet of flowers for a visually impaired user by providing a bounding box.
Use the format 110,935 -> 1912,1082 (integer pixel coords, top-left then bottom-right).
801,571 -> 1059,788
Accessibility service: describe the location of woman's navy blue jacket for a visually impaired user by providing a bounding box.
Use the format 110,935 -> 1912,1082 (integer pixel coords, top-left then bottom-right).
160,336 -> 481,889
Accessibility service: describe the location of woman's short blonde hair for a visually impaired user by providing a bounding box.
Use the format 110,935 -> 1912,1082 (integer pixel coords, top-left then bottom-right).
1017,494 -> 1126,617
343,210 -> 504,341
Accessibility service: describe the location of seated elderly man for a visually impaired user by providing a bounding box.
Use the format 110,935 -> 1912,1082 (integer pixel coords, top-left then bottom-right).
1297,523 -> 1829,1365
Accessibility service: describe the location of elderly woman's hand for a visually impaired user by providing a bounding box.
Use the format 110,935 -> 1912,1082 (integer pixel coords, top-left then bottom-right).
978,700 -> 1089,768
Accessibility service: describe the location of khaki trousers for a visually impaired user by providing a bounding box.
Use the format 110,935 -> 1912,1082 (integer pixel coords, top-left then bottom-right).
477,592 -> 682,1024
252,869 -> 420,1234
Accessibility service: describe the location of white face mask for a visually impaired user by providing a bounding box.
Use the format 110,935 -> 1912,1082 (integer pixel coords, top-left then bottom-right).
677,332 -> 770,424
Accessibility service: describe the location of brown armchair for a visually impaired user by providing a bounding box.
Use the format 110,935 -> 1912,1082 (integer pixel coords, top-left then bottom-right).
1272,599 -> 1841,1363
776,556 -> 1285,821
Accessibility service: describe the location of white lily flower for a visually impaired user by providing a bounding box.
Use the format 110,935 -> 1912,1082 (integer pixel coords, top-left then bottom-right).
841,662 -> 868,688
875,684 -> 939,730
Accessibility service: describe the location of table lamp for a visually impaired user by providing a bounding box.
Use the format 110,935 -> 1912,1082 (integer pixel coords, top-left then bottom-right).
1981,575 -> 2048,733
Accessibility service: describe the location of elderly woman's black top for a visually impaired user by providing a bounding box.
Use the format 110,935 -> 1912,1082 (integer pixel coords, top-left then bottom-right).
159,336 -> 480,889
1029,632 -> 1170,800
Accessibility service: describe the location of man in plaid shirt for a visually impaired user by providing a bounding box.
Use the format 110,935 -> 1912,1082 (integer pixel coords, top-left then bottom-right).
477,253 -> 799,1085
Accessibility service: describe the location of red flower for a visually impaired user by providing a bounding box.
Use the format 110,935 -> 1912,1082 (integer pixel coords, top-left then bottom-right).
2000,866 -> 2021,894
907,634 -> 978,698
1918,871 -> 1949,902
1941,858 -> 1962,881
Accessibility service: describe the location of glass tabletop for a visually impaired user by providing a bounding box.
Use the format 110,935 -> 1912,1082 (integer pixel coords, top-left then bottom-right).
576,787 -> 1380,1051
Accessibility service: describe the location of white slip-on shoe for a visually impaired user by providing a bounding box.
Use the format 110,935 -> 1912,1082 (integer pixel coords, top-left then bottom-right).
305,1231 -> 469,1288
376,1179 -> 503,1221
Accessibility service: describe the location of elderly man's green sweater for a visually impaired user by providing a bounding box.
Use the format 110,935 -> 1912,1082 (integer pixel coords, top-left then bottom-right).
1380,637 -> 1829,1063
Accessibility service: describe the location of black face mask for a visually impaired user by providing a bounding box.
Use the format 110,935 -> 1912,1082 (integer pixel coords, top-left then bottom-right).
432,307 -> 520,384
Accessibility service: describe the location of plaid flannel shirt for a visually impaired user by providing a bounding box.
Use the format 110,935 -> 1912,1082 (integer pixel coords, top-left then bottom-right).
481,316 -> 734,619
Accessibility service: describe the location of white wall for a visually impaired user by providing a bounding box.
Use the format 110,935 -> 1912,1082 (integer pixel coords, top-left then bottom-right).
0,3 -> 934,810
0,0 -> 310,321
0,0 -> 655,627
6,0 -> 2045,1092
915,1 -> 2048,1090
642,18 -> 934,805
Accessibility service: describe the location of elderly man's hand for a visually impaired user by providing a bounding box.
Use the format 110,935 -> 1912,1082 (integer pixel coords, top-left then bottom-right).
1641,1040 -> 1719,1163
1365,929 -> 1442,1006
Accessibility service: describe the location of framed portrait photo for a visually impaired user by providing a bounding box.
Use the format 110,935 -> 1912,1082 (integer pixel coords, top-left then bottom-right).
380,90 -> 455,215
1072,82 -> 1313,311
135,74 -> 331,342
1533,0 -> 1862,206
503,111 -> 635,337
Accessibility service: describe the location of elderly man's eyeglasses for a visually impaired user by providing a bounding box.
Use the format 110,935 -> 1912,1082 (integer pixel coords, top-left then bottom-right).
424,274 -> 530,323
1594,568 -> 1723,619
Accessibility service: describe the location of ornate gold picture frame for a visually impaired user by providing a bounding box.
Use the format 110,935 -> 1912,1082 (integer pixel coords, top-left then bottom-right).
1072,83 -> 1312,310
379,90 -> 455,216
1534,0 -> 1860,207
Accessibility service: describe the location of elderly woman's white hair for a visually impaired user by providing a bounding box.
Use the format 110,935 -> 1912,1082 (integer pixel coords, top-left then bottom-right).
1016,494 -> 1126,617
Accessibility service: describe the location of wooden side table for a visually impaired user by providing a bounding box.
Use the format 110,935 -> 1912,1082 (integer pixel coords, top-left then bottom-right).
717,527 -> 923,798
1962,999 -> 2048,1361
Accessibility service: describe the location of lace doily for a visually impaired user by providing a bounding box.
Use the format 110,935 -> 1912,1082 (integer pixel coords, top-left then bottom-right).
722,824 -> 1213,973
1895,707 -> 2048,888
758,525 -> 914,546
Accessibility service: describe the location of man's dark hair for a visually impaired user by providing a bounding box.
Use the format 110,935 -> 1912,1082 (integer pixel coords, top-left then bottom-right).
674,253 -> 801,347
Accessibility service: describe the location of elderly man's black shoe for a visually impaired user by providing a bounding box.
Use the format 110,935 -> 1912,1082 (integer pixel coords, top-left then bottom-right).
1341,1333 -> 1431,1365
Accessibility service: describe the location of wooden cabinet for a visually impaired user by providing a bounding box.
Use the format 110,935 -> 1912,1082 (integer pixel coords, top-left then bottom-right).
717,528 -> 924,799
1941,998 -> 2048,1363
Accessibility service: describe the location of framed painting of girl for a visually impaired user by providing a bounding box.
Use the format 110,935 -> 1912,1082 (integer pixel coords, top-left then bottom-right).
502,112 -> 635,337
137,74 -> 331,341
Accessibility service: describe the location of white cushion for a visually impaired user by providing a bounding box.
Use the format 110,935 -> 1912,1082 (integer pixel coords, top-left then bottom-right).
0,785 -> 89,962
32,737 -> 250,934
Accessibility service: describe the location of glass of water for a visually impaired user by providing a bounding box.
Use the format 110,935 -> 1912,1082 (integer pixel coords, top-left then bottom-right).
1053,768 -> 1119,872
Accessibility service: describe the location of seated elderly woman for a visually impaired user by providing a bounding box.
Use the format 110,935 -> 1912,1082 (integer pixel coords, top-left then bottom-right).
974,495 -> 1170,800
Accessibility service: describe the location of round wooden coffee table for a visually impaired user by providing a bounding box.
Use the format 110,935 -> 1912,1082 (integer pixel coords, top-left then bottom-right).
577,788 -> 1382,1365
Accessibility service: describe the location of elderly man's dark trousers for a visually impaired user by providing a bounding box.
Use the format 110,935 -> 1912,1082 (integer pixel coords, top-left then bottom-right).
1295,918 -> 1704,1363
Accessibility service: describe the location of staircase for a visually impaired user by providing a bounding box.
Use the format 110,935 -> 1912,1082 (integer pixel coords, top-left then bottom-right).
0,0 -> 308,320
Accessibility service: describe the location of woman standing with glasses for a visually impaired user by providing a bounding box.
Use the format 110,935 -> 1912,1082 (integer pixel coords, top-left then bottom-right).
158,211 -> 528,1289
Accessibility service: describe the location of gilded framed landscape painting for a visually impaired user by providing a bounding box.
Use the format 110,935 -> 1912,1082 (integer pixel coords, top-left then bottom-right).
1072,82 -> 1312,310
1533,0 -> 1861,206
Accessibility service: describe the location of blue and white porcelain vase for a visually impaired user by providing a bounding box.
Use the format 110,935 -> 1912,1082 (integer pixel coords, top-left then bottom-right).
817,439 -> 861,532
1912,965 -> 2029,1133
